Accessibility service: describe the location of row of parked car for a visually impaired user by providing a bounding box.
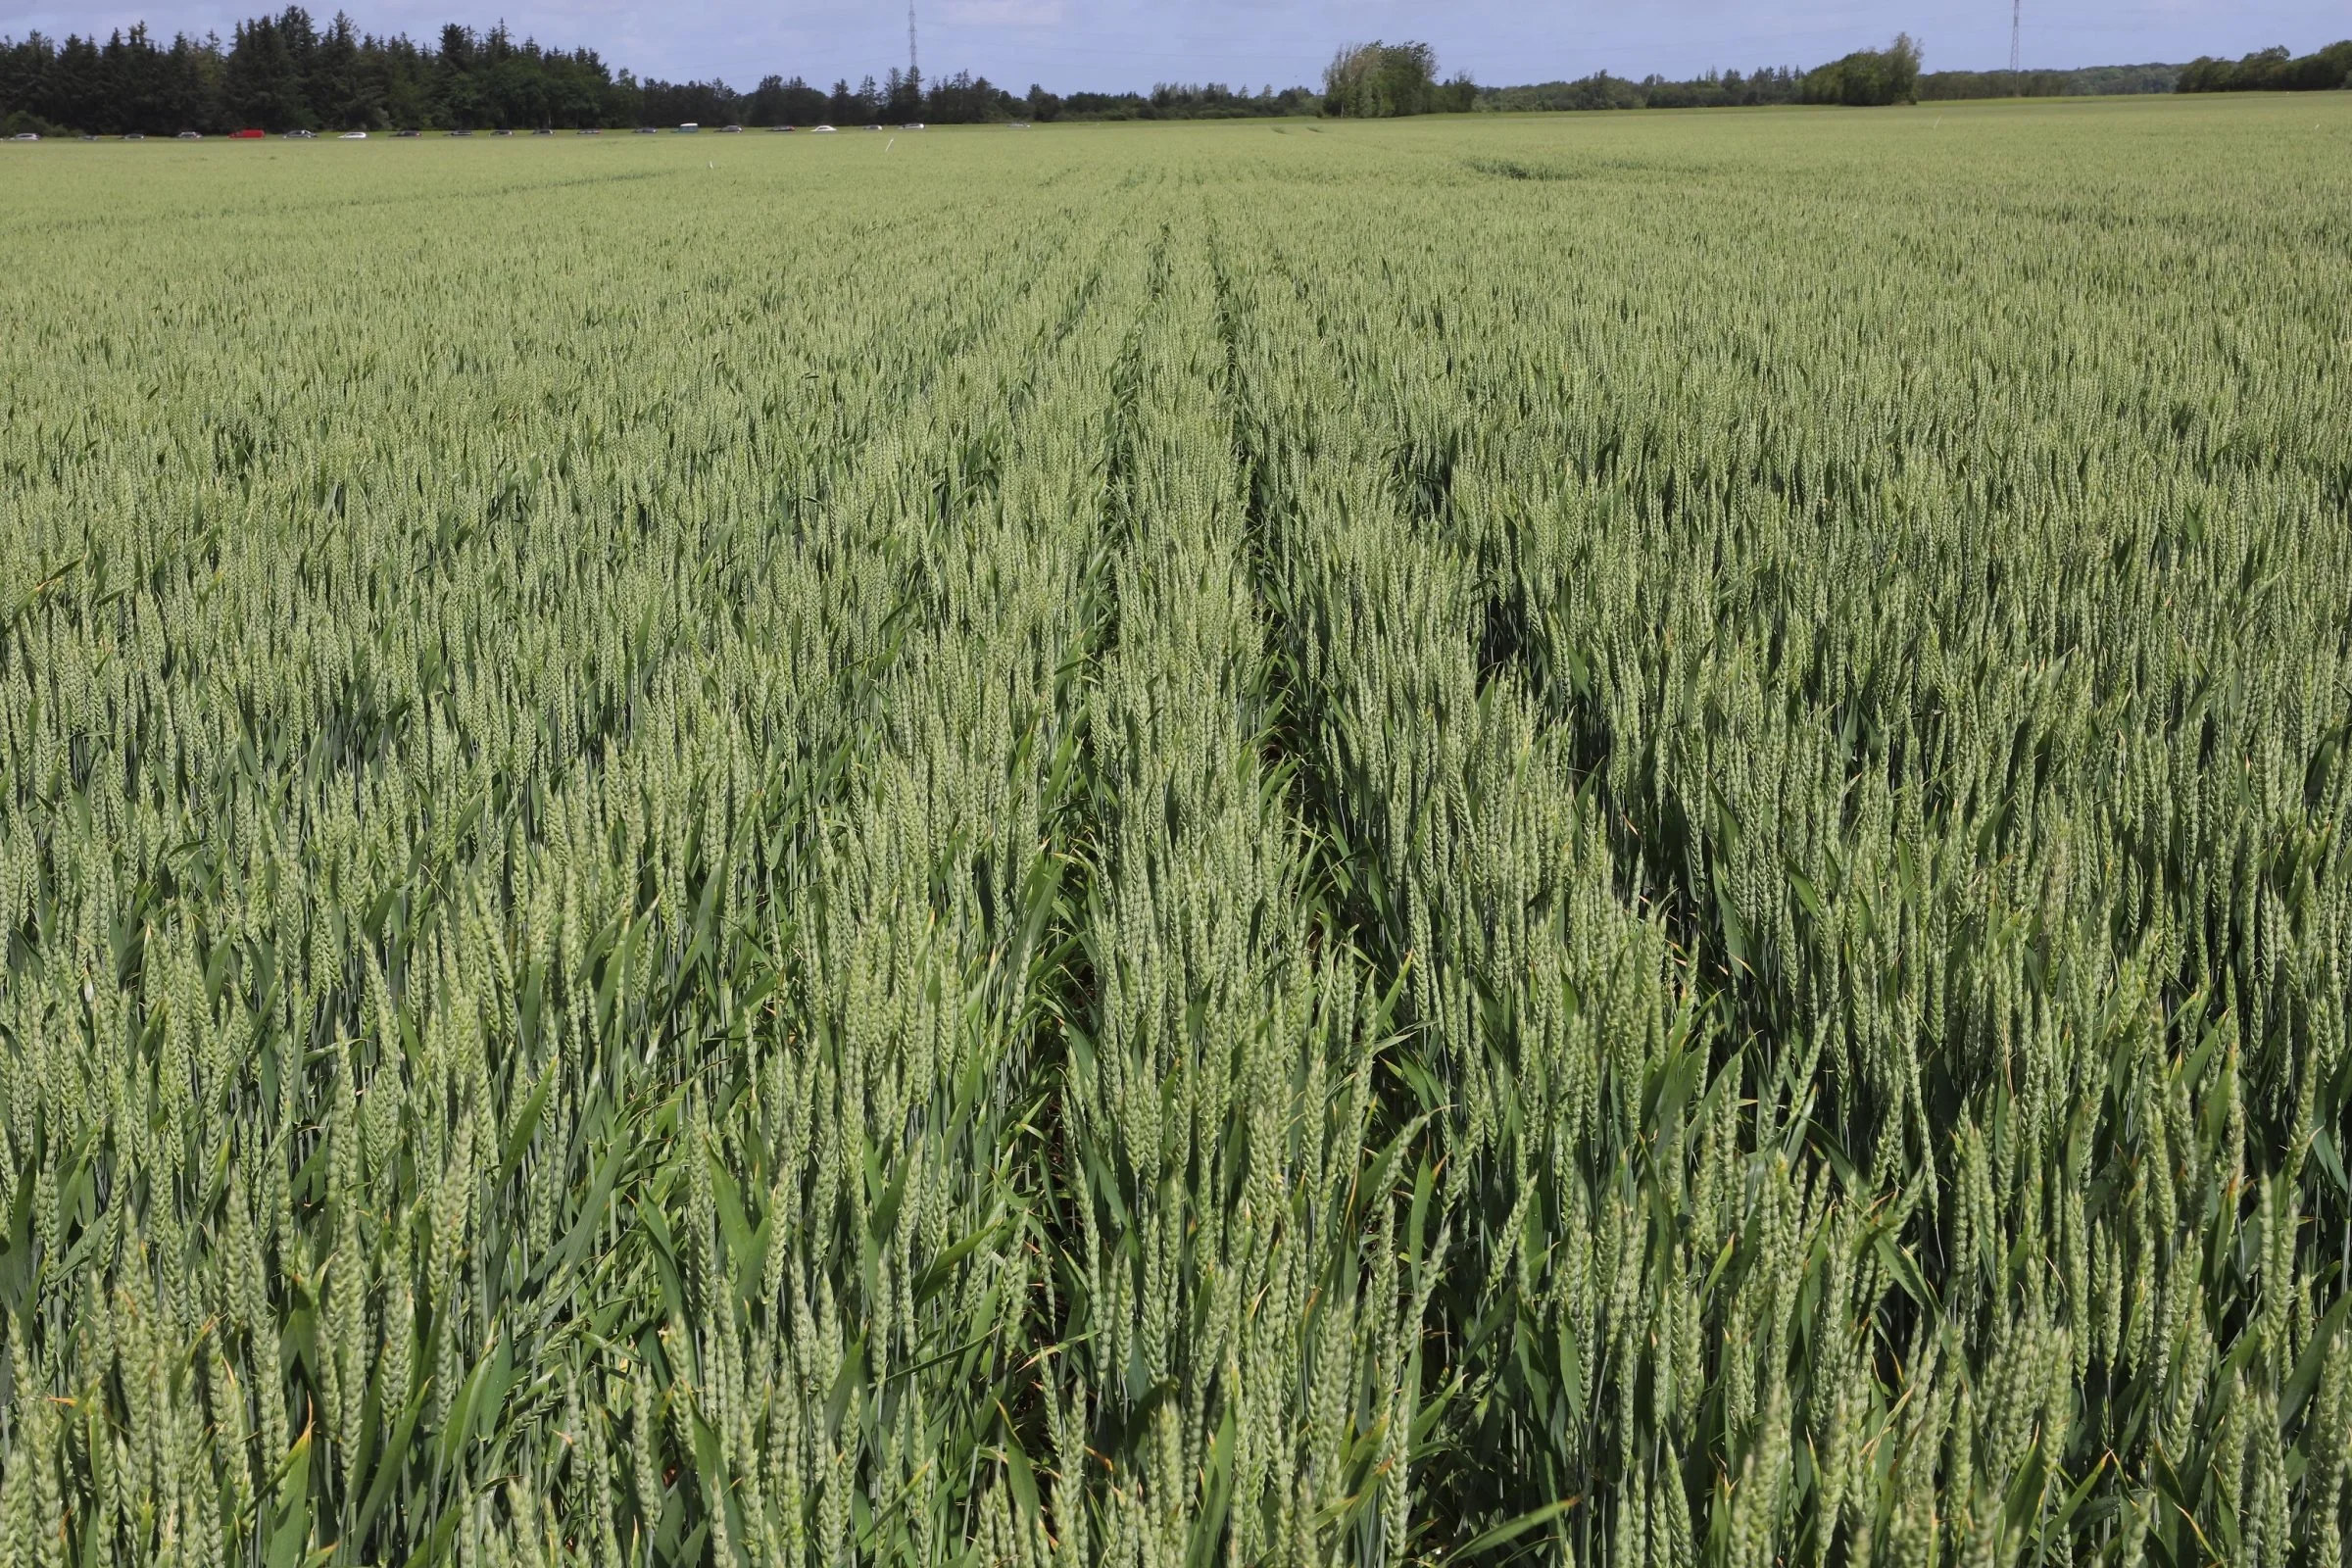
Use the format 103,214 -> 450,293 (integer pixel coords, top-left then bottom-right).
8,130 -> 198,141
618,123 -> 928,134
6,129 -> 351,142
9,122 -> 936,143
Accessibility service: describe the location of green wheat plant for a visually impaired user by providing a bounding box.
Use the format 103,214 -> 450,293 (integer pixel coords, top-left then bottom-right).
1,93 -> 2347,1567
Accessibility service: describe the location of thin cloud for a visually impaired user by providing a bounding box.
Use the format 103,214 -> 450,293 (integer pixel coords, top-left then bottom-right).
943,0 -> 1070,26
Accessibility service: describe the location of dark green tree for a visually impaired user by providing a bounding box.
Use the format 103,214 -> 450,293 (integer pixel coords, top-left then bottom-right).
2180,40 -> 2352,92
883,64 -> 922,122
1798,32 -> 1922,106
1321,41 -> 1462,118
224,11 -> 315,128
305,12 -> 376,128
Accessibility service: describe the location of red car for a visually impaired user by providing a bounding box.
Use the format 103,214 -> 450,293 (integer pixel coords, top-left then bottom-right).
229,128 -> 265,139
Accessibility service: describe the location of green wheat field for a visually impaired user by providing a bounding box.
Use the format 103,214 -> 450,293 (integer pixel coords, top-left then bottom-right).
2,93 -> 2349,1568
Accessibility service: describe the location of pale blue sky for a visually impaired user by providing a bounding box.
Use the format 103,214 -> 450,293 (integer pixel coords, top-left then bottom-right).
4,0 -> 2342,92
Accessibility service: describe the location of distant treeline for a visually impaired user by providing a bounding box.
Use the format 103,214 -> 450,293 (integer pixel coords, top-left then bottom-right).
2178,41 -> 2352,93
1480,37 -> 1920,112
5,12 -> 2347,138
0,9 -> 1319,135
1916,63 -> 2181,98
1480,71 -> 1800,114
1479,36 -> 2350,115
1034,83 -> 1324,122
1,17 -> 635,135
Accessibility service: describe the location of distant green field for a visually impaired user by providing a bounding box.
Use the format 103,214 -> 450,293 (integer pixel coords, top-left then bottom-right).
3,95 -> 2350,1567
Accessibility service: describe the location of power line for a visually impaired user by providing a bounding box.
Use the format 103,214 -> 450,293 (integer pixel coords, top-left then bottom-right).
2009,0 -> 2022,75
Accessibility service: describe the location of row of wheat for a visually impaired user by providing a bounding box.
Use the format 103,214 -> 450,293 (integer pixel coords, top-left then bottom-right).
1,105 -> 2347,1565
